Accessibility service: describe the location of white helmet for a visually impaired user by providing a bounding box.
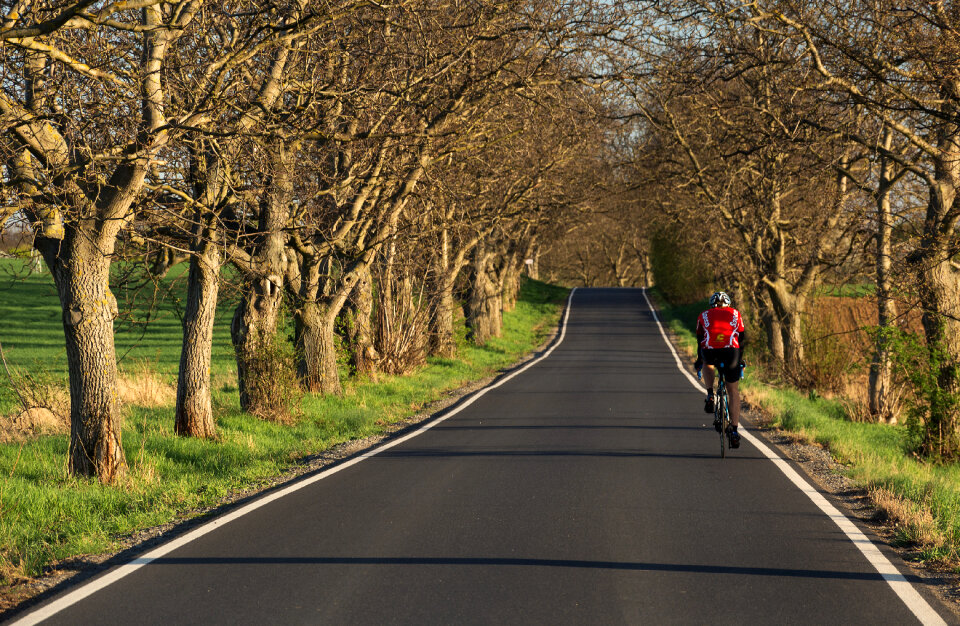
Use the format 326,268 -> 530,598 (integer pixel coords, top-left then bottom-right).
710,291 -> 731,308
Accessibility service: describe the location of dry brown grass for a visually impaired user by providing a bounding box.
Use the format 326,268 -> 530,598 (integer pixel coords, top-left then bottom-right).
741,384 -> 778,421
116,362 -> 176,408
0,371 -> 70,443
0,548 -> 29,589
0,362 -> 176,443
870,487 -> 946,555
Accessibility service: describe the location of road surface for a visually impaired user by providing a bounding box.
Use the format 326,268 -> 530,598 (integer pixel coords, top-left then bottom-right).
10,288 -> 953,625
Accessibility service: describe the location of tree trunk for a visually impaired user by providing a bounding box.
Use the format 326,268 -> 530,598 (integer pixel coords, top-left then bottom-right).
42,236 -> 126,481
295,301 -> 342,395
500,256 -> 520,313
782,309 -> 805,375
232,139 -> 291,412
427,224 -> 459,358
428,273 -> 458,358
913,127 -> 960,458
349,265 -> 377,375
150,247 -> 183,279
231,273 -> 284,411
467,245 -> 502,345
760,304 -> 785,363
916,252 -> 960,458
766,281 -> 806,376
869,137 -> 898,423
526,248 -> 540,281
175,240 -> 220,438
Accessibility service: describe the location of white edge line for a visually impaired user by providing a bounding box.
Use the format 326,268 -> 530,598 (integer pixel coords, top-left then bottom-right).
641,288 -> 946,626
14,289 -> 579,626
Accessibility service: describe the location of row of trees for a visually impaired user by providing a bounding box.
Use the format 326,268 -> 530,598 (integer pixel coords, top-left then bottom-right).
0,1 -> 633,481
600,0 -> 960,459
19,0 -> 959,468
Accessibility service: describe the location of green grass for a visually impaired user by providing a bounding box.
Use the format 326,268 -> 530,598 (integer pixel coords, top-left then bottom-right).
649,287 -> 960,563
0,261 -> 568,583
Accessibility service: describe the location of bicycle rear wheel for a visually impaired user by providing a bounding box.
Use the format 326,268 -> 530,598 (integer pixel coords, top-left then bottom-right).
717,387 -> 728,458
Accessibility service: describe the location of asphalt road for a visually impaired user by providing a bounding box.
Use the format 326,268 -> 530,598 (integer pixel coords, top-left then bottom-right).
11,288 -> 955,624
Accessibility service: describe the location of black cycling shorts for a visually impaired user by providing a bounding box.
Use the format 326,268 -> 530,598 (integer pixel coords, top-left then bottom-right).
703,348 -> 741,383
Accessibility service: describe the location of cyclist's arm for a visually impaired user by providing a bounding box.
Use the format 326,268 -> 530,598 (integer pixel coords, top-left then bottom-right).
735,310 -> 747,358
694,320 -> 705,369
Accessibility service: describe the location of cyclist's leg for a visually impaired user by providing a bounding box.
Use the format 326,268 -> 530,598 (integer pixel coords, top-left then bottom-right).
727,380 -> 740,428
726,348 -> 742,427
702,364 -> 717,413
703,364 -> 716,391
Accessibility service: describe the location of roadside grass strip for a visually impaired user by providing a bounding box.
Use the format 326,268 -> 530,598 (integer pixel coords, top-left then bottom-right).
641,288 -> 947,626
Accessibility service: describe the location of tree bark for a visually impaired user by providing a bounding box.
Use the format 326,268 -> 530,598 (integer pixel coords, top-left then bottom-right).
427,224 -> 459,358
917,257 -> 960,457
782,308 -> 805,375
348,265 -> 377,375
232,140 -> 291,412
175,239 -> 220,438
150,247 -> 184,279
428,273 -> 458,358
232,272 -> 284,411
641,249 -> 653,288
294,300 -> 342,395
499,252 -> 521,313
760,301 -> 785,363
915,241 -> 960,458
41,235 -> 126,481
467,244 -> 502,344
912,116 -> 960,458
869,133 -> 898,423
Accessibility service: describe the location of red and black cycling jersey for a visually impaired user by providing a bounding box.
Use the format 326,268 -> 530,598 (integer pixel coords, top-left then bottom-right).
696,306 -> 745,350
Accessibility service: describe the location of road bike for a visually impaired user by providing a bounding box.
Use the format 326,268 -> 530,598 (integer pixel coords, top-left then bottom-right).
698,363 -> 739,458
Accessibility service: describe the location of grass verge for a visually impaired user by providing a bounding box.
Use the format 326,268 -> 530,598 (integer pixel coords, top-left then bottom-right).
0,263 -> 568,588
649,287 -> 960,565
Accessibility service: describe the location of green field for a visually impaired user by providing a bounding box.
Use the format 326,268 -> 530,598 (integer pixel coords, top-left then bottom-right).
0,260 -> 236,408
0,258 -> 569,585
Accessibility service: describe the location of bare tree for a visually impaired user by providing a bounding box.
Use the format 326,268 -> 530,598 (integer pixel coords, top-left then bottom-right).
626,5 -> 865,378
1,1 -> 204,480
759,0 -> 960,454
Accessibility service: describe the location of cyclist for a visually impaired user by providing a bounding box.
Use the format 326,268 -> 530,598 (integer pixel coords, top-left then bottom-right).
694,291 -> 746,448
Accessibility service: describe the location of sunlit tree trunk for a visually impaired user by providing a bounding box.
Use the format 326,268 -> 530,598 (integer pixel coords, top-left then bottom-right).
232,142 -> 291,411
869,132 -> 898,423
295,299 -> 342,395
175,235 -> 220,439
39,231 -> 126,481
467,243 -> 502,344
349,265 -> 377,374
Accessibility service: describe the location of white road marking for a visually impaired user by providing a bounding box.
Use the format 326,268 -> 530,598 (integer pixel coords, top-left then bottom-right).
641,288 -> 946,626
13,290 -> 579,625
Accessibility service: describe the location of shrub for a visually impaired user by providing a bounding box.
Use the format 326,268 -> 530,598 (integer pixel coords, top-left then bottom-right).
242,332 -> 302,423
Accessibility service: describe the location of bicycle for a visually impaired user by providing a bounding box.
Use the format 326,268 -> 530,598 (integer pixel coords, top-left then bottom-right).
698,362 -> 742,458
